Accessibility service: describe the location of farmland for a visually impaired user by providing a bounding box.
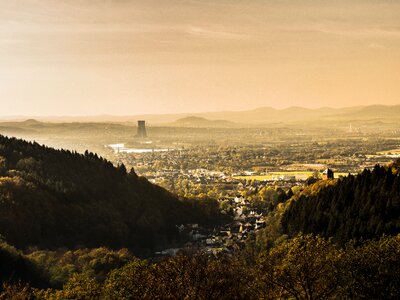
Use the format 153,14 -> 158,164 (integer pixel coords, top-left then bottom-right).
234,171 -> 314,181
233,171 -> 352,181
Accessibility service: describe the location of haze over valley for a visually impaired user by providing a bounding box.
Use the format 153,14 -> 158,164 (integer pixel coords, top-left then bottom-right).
1,1 -> 400,299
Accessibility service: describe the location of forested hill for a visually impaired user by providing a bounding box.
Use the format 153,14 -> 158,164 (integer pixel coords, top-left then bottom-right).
0,135 -> 225,254
282,162 -> 400,243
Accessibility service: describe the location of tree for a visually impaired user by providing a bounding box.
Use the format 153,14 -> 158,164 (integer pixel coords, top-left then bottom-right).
339,235 -> 400,299
0,282 -> 32,300
103,259 -> 156,300
256,234 -> 342,300
35,274 -> 101,300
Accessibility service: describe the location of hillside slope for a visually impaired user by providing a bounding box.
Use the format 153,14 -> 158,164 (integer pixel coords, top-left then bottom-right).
0,135 -> 225,253
282,162 -> 400,243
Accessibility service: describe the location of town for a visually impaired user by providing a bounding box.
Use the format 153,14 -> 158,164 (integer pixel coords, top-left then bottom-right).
101,121 -> 400,255
0,118 -> 399,254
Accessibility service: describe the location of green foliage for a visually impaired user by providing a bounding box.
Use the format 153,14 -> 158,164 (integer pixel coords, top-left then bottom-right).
103,252 -> 252,299
339,235 -> 400,299
34,274 -> 101,300
2,136 -> 400,298
0,135 -> 228,254
0,242 -> 48,288
27,247 -> 133,287
5,235 -> 400,300
0,282 -> 32,300
156,252 -> 251,299
5,234 -> 400,299
103,259 -> 156,299
184,197 -> 231,226
255,234 -> 342,299
282,163 -> 400,243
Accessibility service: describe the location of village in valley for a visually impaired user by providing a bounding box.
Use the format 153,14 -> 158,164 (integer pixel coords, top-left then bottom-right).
0,116 -> 398,256
2,1 -> 400,296
101,121 -> 400,256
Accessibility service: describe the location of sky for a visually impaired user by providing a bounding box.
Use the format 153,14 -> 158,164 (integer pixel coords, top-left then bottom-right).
0,0 -> 399,116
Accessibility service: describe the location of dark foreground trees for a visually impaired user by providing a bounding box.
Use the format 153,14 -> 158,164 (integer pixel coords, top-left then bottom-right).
255,235 -> 343,299
2,234 -> 400,299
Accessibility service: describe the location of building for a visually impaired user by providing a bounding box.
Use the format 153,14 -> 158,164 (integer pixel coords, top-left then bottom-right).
323,168 -> 334,179
136,120 -> 147,138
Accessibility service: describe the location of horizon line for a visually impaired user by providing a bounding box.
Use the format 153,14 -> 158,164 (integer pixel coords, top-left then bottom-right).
0,103 -> 398,120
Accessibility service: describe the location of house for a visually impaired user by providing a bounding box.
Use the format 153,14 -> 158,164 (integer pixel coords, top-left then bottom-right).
323,168 -> 334,179
255,219 -> 266,229
234,195 -> 245,204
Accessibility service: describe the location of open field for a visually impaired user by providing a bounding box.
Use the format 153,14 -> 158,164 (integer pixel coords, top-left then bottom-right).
377,149 -> 400,155
234,171 -> 352,181
234,171 -> 314,181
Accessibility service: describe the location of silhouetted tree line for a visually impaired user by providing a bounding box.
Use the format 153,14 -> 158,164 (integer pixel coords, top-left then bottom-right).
0,135 -> 229,254
282,161 -> 400,243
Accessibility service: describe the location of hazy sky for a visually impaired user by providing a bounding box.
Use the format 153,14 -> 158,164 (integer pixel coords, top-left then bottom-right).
1,0 -> 399,116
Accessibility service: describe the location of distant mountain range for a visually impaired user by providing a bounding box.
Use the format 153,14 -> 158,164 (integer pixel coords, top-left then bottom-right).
1,105 -> 400,127
168,116 -> 238,128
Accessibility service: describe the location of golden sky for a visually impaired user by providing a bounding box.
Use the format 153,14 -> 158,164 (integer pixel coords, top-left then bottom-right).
1,0 -> 399,116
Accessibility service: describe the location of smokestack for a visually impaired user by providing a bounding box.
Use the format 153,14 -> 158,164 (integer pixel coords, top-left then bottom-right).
136,120 -> 147,138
